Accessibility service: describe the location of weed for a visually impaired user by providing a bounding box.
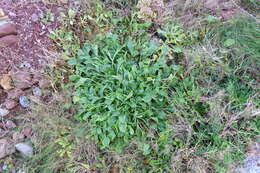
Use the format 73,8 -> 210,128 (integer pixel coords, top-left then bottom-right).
49,2 -> 115,56
19,1 -> 260,173
103,0 -> 138,7
209,16 -> 260,81
157,22 -> 188,46
69,33 -> 177,151
41,9 -> 55,23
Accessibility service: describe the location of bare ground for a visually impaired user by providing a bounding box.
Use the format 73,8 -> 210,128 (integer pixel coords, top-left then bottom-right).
0,0 -> 61,74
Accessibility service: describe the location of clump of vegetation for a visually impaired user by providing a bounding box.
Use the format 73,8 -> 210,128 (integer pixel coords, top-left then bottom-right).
70,33 -> 176,150
210,17 -> 260,80
19,1 -> 259,172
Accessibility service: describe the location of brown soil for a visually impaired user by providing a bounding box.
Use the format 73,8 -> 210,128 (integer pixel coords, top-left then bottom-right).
0,0 -> 62,74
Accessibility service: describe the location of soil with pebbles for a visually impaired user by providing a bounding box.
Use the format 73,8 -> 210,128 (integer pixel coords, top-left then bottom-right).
0,1 -> 63,168
0,0 -> 61,75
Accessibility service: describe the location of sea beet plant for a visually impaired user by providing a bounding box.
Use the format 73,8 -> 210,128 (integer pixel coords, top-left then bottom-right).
69,33 -> 180,151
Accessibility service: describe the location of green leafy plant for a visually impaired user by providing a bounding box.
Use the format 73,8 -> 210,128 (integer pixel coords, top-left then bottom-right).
56,136 -> 74,158
41,9 -> 55,23
209,17 -> 260,80
49,2 -> 115,56
157,22 -> 188,46
69,33 -> 179,150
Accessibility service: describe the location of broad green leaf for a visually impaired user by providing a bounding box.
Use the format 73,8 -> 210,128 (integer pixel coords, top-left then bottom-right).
142,144 -> 150,155
102,136 -> 110,147
73,96 -> 80,103
224,39 -> 236,47
119,123 -> 127,133
119,116 -> 126,123
108,130 -> 116,140
207,15 -> 220,23
173,46 -> 183,53
68,59 -> 78,65
127,40 -> 135,55
129,126 -> 134,135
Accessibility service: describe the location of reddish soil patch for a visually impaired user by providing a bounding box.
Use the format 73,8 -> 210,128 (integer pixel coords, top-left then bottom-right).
0,1 -> 65,165
0,0 -> 62,74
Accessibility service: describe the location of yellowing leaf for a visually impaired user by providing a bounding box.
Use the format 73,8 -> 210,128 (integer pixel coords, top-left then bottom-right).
81,163 -> 90,169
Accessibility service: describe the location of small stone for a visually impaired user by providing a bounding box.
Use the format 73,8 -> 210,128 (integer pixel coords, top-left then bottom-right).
0,18 -> 8,26
12,72 -> 33,90
19,61 -> 31,68
39,79 -> 50,89
0,8 -> 5,17
7,89 -> 24,99
0,74 -> 13,90
21,126 -> 33,137
5,120 -> 16,129
32,87 -> 42,97
235,156 -> 260,173
0,138 -> 15,159
12,132 -> 25,142
0,35 -> 19,47
19,96 -> 30,108
15,143 -> 33,156
9,12 -> 16,17
0,108 -> 9,117
0,128 -> 5,134
4,99 -> 17,109
2,164 -> 8,170
31,13 -> 39,22
0,23 -> 17,37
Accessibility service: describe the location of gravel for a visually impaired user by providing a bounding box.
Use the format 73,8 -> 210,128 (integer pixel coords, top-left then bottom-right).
19,96 -> 30,108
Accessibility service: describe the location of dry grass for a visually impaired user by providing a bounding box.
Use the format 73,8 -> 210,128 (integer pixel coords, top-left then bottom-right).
12,87 -> 99,172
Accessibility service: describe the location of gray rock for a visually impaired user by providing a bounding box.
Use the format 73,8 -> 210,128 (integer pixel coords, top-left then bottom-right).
234,156 -> 260,173
9,12 -> 16,17
2,164 -> 8,170
15,143 -> 33,156
31,13 -> 39,22
32,87 -> 42,97
19,61 -> 31,68
0,108 -> 9,117
19,96 -> 30,108
12,72 -> 33,89
0,20 -> 8,26
0,128 -> 5,134
5,120 -> 16,129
